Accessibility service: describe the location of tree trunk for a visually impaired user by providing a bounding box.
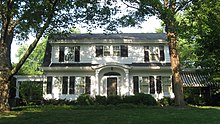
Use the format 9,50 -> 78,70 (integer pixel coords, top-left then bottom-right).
168,32 -> 185,106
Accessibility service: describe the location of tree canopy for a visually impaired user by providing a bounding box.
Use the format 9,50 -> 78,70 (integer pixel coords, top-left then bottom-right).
178,0 -> 220,83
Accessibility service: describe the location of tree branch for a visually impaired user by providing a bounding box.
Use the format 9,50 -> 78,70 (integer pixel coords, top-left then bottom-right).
10,0 -> 58,79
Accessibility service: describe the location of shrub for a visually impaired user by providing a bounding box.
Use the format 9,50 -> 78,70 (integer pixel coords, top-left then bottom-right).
95,95 -> 107,105
107,95 -> 123,105
123,95 -> 138,104
158,97 -> 174,106
134,93 -> 157,106
77,94 -> 94,105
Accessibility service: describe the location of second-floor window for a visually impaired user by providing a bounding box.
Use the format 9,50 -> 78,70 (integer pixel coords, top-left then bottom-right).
96,45 -> 128,57
144,46 -> 165,62
59,46 -> 80,62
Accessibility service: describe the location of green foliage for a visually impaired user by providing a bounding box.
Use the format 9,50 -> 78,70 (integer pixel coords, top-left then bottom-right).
16,38 -> 47,75
19,81 -> 43,105
77,94 -> 95,105
158,97 -> 174,106
106,95 -> 123,105
178,0 -> 220,82
133,93 -> 157,106
95,95 -> 107,105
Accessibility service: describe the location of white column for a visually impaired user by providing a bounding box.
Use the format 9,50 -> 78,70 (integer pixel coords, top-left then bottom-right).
15,80 -> 20,98
95,69 -> 100,95
125,69 -> 130,95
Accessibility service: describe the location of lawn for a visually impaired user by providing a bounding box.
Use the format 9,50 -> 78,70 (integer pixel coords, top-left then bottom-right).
0,105 -> 220,124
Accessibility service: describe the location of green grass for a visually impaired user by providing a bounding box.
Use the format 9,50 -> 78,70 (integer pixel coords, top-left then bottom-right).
0,105 -> 220,124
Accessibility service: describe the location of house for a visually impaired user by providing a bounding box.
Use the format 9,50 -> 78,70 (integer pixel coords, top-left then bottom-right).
40,33 -> 174,101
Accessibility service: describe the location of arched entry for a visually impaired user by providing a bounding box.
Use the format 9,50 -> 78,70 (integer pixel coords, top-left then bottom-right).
94,63 -> 131,96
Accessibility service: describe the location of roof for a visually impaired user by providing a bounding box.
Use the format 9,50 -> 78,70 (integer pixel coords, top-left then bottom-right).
181,71 -> 217,87
49,33 -> 167,42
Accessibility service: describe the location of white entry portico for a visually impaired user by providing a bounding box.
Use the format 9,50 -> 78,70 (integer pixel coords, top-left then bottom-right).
93,63 -> 131,97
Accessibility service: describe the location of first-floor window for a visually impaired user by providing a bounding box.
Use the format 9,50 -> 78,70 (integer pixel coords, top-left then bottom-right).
140,77 -> 149,94
75,77 -> 85,94
61,76 -> 91,95
162,76 -> 171,93
139,76 -> 170,94
46,77 -> 52,94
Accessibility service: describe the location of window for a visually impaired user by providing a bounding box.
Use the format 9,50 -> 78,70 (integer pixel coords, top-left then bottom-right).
140,77 -> 149,94
144,46 -> 165,62
150,47 -> 159,61
162,76 -> 171,93
62,76 -> 68,94
59,46 -> 80,62
95,45 -> 128,57
75,77 -> 85,94
133,76 -> 139,94
113,46 -> 120,56
104,46 -> 110,56
61,76 -> 90,95
46,77 -> 52,94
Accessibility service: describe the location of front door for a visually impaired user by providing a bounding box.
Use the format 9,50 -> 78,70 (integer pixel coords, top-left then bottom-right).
107,77 -> 117,96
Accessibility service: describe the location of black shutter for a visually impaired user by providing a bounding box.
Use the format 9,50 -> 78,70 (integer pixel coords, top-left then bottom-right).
144,51 -> 149,62
59,46 -> 64,62
62,76 -> 68,94
133,76 -> 139,94
149,76 -> 155,94
96,46 -> 103,57
159,46 -> 165,61
47,77 -> 52,94
121,45 -> 128,57
156,76 -> 162,93
69,76 -> 75,94
75,46 -> 80,62
85,76 -> 91,94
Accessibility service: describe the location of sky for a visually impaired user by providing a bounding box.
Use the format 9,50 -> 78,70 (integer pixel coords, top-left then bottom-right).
11,16 -> 161,63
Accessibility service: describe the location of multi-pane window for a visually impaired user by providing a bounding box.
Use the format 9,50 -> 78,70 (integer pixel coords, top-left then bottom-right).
96,45 -> 128,57
113,46 -> 120,56
134,76 -> 170,95
61,76 -> 91,95
140,77 -> 149,94
46,77 -> 52,94
104,46 -> 110,56
144,46 -> 165,62
162,76 -> 171,93
59,46 -> 80,62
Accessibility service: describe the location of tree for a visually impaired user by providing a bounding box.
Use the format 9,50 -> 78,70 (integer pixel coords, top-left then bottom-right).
115,0 -> 193,106
0,0 -> 117,111
178,0 -> 220,83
